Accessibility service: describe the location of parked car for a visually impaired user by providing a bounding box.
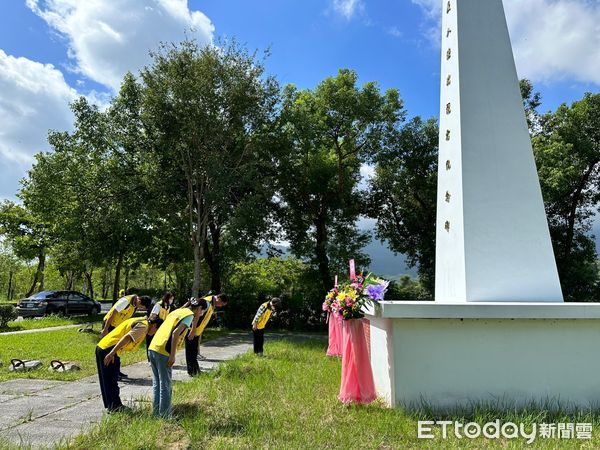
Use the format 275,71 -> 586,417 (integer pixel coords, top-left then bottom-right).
16,291 -> 101,318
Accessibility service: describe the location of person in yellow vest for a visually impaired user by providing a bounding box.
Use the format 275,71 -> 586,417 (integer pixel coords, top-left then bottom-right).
251,297 -> 281,356
148,299 -> 203,418
146,291 -> 175,351
101,293 -> 151,380
101,293 -> 152,337
96,316 -> 153,412
185,293 -> 229,376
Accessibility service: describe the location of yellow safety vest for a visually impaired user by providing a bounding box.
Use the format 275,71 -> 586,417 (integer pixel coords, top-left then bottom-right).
158,303 -> 171,321
256,302 -> 272,330
97,318 -> 148,355
103,295 -> 136,328
149,308 -> 194,357
193,296 -> 213,337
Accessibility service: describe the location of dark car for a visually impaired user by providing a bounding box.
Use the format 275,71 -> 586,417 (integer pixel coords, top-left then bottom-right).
16,290 -> 101,318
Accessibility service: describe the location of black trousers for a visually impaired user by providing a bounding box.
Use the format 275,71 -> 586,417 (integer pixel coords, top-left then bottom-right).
96,346 -> 122,411
185,335 -> 200,376
253,328 -> 265,354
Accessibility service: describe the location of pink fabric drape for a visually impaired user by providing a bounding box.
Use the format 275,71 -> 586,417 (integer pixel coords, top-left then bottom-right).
326,313 -> 342,357
338,318 -> 376,405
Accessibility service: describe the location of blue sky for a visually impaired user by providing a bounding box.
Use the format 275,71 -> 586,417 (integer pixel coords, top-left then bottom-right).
0,0 -> 599,274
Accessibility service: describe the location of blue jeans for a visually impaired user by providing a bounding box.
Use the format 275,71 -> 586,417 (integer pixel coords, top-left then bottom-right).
149,350 -> 172,418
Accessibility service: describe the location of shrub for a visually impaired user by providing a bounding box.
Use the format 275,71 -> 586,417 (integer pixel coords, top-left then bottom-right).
224,257 -> 325,331
0,304 -> 18,328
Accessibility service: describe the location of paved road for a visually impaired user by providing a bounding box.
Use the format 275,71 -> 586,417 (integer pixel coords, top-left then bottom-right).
0,332 -> 255,449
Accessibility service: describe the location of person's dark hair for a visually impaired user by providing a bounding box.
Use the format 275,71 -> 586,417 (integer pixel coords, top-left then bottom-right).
125,287 -> 137,296
161,291 -> 174,306
139,295 -> 152,310
270,297 -> 282,309
189,297 -> 201,310
218,293 -> 229,304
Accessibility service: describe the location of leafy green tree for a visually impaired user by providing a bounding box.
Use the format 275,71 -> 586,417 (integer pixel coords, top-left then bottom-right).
226,257 -> 323,329
141,40 -> 280,295
21,75 -> 152,301
277,69 -> 404,293
367,117 -> 438,293
520,78 -> 542,133
533,92 -> 600,301
0,202 -> 51,297
0,243 -> 24,300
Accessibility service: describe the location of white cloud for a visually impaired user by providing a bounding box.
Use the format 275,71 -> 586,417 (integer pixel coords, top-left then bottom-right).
0,49 -> 77,199
411,0 -> 600,85
27,0 -> 215,91
386,26 -> 403,38
331,0 -> 365,20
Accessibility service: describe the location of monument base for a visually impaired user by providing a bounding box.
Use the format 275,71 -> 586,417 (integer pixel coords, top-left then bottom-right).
364,301 -> 600,411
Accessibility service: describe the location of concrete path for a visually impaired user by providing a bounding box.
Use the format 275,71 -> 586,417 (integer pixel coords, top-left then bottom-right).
0,324 -> 85,336
0,332 -> 255,449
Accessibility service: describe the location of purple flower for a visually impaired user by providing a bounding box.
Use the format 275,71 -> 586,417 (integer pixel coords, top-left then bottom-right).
366,283 -> 388,301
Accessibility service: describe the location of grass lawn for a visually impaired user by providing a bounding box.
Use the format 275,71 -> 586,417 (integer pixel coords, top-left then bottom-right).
65,338 -> 600,449
0,327 -> 227,382
1,314 -> 104,333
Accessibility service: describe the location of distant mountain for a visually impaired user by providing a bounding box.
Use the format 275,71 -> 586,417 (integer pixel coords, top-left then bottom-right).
363,239 -> 417,278
260,238 -> 416,279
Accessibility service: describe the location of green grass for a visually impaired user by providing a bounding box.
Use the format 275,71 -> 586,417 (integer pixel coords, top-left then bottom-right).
0,327 -> 227,382
1,314 -> 104,333
64,338 -> 600,449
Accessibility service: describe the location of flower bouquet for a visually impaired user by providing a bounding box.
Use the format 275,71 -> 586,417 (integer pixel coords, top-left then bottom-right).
332,261 -> 389,405
324,273 -> 389,321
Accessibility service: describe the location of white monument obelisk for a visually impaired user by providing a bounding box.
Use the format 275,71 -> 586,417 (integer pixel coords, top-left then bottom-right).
435,0 -> 563,302
365,0 -> 600,411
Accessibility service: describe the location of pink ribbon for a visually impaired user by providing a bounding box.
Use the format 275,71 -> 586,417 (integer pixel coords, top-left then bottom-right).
349,259 -> 356,280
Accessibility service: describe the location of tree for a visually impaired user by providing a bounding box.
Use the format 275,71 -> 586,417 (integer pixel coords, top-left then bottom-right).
277,69 -> 404,293
141,40 -> 280,295
367,117 -> 438,293
533,93 -> 600,301
21,76 -> 153,301
0,202 -> 51,296
520,78 -> 542,133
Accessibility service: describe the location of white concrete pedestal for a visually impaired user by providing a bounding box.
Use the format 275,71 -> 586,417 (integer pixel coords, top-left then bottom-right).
365,301 -> 600,411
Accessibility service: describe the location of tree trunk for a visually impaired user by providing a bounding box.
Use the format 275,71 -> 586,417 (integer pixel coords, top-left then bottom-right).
26,250 -> 45,297
38,251 -> 45,291
85,269 -> 94,299
204,219 -> 222,293
124,263 -> 130,292
315,205 -> 332,294
192,237 -> 203,297
191,188 -> 208,297
563,161 -> 599,262
101,268 -> 109,300
113,251 -> 124,302
7,270 -> 13,300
